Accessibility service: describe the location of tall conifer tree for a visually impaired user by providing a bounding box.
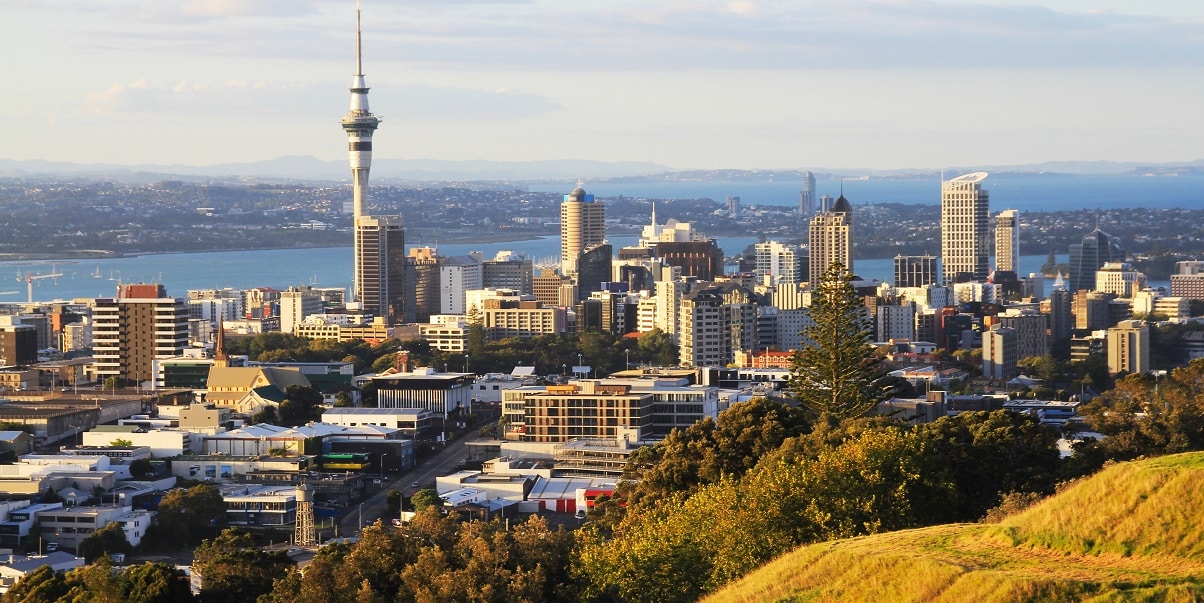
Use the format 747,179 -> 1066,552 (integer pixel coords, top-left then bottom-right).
789,262 -> 883,418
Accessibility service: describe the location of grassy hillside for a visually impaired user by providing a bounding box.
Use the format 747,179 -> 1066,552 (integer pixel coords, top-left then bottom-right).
705,453 -> 1204,603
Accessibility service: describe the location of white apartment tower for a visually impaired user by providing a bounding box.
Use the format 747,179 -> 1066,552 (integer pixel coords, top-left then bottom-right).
995,209 -> 1019,273
808,194 -> 853,288
941,172 -> 990,283
560,184 -> 604,276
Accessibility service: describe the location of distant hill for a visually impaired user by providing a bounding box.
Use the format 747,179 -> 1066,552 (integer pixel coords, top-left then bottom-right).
705,453 -> 1204,602
0,157 -> 674,182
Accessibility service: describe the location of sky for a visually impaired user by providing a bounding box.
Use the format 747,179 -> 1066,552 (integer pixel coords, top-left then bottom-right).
2,0 -> 1204,171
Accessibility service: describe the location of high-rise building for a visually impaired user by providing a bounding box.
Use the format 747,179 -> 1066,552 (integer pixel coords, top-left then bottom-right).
0,318 -> 37,366
996,310 -> 1048,361
982,326 -> 1018,380
1047,274 -> 1073,342
560,184 -> 604,275
894,255 -> 938,288
755,241 -> 805,285
341,4 -> 383,304
280,287 -> 324,334
799,171 -> 816,218
576,244 -> 613,302
92,284 -> 189,384
1068,228 -> 1124,293
1107,320 -> 1149,375
1095,262 -> 1146,298
355,215 -> 406,324
941,172 -> 990,283
405,246 -> 441,323
439,255 -> 483,315
995,209 -> 1019,273
808,195 -> 853,288
482,251 -> 533,295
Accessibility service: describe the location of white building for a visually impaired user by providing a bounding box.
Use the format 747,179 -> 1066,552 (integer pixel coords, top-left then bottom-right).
440,256 -> 484,315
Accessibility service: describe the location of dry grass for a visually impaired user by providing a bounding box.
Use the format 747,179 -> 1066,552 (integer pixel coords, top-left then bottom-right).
704,453 -> 1204,603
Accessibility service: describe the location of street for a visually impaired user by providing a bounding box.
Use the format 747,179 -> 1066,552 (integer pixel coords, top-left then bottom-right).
334,430 -> 482,538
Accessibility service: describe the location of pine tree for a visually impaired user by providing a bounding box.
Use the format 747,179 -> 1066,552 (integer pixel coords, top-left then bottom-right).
789,262 -> 883,419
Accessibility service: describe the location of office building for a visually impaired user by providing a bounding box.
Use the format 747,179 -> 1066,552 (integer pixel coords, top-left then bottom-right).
655,241 -> 724,281
560,184 -> 604,275
808,194 -> 853,287
576,244 -> 613,302
482,251 -> 533,295
1095,262 -> 1145,298
995,209 -> 1019,273
894,255 -> 938,288
0,319 -> 37,366
1107,320 -> 1149,375
1047,274 -> 1073,342
1068,228 -> 1124,293
941,172 -> 990,283
280,287 -> 324,334
1170,261 -> 1204,301
355,215 -> 406,324
405,246 -> 441,323
92,284 -> 189,384
799,171 -> 816,218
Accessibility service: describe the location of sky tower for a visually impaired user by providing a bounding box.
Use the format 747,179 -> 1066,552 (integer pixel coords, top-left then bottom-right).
342,1 -> 381,302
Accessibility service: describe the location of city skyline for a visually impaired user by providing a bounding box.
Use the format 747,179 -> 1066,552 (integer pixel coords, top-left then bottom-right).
2,1 -> 1203,171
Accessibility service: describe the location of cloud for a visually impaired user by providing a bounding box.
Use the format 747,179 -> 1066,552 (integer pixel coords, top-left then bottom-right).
393,84 -> 561,122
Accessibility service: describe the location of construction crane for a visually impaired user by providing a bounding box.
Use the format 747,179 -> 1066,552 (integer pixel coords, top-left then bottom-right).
20,270 -> 63,303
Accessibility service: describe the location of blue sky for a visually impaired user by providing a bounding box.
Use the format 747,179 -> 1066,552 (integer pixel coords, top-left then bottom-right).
2,0 -> 1202,170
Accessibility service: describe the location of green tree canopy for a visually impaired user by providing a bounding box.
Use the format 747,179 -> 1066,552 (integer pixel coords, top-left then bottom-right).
788,262 -> 884,419
77,523 -> 133,563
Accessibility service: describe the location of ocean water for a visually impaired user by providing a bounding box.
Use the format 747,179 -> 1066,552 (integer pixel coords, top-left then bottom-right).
527,173 -> 1204,212
6,241 -> 1144,304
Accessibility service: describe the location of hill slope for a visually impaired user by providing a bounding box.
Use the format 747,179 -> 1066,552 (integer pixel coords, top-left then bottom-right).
705,453 -> 1204,602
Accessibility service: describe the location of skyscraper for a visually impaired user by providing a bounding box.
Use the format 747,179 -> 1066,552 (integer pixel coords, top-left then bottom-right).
355,216 -> 406,324
995,209 -> 1019,273
1068,228 -> 1124,293
808,194 -> 852,287
799,170 -> 816,218
560,184 -> 604,276
941,172 -> 990,283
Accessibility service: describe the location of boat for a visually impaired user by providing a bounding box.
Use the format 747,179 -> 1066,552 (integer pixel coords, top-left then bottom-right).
92,266 -> 102,278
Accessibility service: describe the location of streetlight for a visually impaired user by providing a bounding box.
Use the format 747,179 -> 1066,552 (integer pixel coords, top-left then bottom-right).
464,354 -> 469,375
625,349 -> 631,370
578,353 -> 583,376
561,364 -> 566,376
380,453 -> 387,479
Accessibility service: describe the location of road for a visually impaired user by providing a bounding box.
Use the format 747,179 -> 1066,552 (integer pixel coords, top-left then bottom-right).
334,431 -> 481,538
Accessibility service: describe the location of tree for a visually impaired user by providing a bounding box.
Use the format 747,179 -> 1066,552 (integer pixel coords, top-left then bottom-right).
110,438 -> 133,447
193,529 -> 292,603
128,458 -> 155,479
1077,359 -> 1204,463
411,489 -> 443,513
154,484 -> 226,546
279,385 -> 323,426
78,523 -> 133,563
788,262 -> 884,419
121,563 -> 195,603
252,405 -> 279,425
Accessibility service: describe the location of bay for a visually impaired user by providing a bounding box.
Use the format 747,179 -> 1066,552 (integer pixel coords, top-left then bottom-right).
527,174 -> 1204,213
8,238 -> 1167,304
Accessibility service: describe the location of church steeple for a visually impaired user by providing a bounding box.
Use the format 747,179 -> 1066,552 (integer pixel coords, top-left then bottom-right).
213,318 -> 229,368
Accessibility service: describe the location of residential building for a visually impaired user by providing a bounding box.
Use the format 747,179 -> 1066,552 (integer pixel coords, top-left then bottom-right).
982,327 -> 1018,380
91,284 -> 189,384
482,251 -> 533,295
1107,320 -> 1149,375
440,255 -> 483,315
280,287 -> 324,334
808,194 -> 853,287
941,172 -> 990,283
1095,262 -> 1146,298
994,209 -> 1020,273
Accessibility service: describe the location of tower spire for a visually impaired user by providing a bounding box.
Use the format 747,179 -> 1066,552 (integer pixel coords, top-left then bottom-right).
356,0 -> 364,77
